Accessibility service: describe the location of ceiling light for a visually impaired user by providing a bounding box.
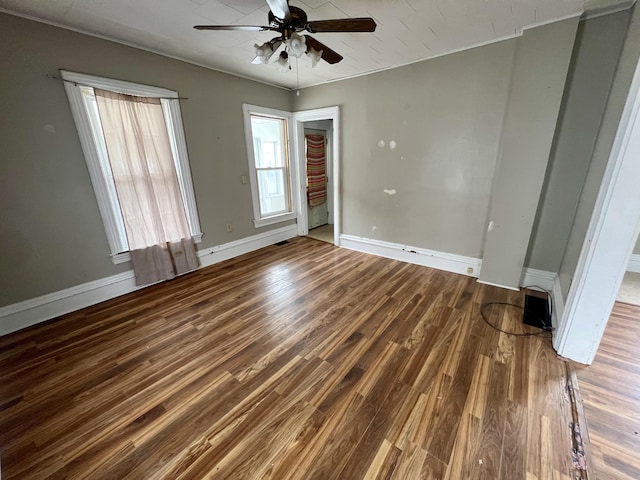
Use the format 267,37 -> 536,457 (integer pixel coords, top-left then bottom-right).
287,32 -> 307,58
275,51 -> 290,72
252,35 -> 320,72
253,41 -> 275,64
307,47 -> 323,68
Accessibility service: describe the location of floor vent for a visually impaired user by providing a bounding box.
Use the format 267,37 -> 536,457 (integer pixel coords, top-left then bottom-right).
523,294 -> 552,330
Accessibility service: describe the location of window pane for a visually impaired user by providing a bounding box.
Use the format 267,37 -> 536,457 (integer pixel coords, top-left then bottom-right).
251,116 -> 285,168
257,169 -> 287,215
244,105 -> 294,224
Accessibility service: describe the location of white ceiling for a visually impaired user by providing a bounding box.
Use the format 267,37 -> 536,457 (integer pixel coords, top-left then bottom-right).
0,0 -> 635,90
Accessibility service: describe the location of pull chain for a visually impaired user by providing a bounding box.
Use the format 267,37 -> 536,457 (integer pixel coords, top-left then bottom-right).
296,56 -> 300,96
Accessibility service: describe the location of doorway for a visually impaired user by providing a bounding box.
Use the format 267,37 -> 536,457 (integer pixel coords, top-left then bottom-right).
293,106 -> 340,246
304,122 -> 333,243
554,54 -> 640,364
615,232 -> 640,304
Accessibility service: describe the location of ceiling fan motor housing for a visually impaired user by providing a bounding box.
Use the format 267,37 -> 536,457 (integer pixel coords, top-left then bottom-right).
268,6 -> 308,33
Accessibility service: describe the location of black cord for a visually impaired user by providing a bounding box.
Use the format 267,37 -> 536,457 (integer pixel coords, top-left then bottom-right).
480,302 -> 553,337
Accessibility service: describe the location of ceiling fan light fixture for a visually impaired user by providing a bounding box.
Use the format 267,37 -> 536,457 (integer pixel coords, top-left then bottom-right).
307,46 -> 323,68
275,51 -> 290,72
287,32 -> 307,58
195,1 -> 376,70
253,41 -> 275,64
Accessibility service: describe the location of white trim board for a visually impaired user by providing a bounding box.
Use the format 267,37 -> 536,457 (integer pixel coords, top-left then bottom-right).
293,107 -> 341,246
340,234 -> 482,277
554,45 -> 640,365
520,268 -> 557,292
299,14 -> 583,90
2,226 -> 560,339
340,234 -> 560,286
0,9 -> 290,92
478,266 -> 557,292
627,253 -> 640,272
61,70 -> 203,258
197,224 -> 297,268
2,8 -> 587,93
476,279 -> 520,291
551,275 -> 565,332
0,225 -> 297,337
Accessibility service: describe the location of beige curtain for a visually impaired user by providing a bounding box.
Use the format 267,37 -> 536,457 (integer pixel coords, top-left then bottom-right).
95,88 -> 199,286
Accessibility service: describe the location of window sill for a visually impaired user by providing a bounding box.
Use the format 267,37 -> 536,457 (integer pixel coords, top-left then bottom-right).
110,233 -> 203,264
253,212 -> 296,228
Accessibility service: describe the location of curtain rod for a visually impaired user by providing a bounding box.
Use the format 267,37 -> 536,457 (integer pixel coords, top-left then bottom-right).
46,74 -> 188,100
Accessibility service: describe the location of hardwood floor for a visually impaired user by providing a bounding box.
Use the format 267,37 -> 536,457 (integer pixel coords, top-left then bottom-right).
574,301 -> 640,480
1,237 -> 580,479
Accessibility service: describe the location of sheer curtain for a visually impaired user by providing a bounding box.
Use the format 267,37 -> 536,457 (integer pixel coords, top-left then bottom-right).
95,88 -> 199,286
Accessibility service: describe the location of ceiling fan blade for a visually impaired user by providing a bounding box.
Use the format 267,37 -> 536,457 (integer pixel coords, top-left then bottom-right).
305,18 -> 376,33
265,0 -> 291,21
305,36 -> 343,64
194,25 -> 277,32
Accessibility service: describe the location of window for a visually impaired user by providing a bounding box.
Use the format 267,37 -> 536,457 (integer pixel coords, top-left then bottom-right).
243,104 -> 296,227
62,71 -> 202,263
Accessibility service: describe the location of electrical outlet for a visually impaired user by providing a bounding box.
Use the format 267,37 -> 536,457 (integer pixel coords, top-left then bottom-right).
226,223 -> 233,232
241,175 -> 247,184
467,267 -> 474,274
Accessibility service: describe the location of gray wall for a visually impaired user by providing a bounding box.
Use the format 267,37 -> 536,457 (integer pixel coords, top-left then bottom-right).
0,13 -> 293,306
558,5 -> 640,297
295,18 -> 580,272
2,8 -> 634,311
479,18 -> 578,288
295,40 -> 517,258
525,11 -> 631,272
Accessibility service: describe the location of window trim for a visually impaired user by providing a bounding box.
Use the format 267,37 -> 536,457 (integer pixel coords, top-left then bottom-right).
242,104 -> 297,228
61,70 -> 202,263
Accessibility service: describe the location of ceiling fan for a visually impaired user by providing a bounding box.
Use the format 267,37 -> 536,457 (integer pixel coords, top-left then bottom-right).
194,0 -> 376,69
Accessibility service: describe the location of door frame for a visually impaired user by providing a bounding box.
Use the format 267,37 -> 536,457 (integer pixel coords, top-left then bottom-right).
293,106 -> 340,246
303,126 -> 332,230
554,56 -> 640,364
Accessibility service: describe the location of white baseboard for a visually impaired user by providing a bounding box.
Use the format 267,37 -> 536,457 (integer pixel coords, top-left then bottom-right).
476,279 -> 520,291
551,274 -> 565,331
0,225 -> 298,337
197,224 -> 297,268
477,267 -> 557,292
0,271 -> 140,338
339,234 -> 482,277
339,235 -> 561,297
627,253 -> 640,273
520,267 -> 556,292
1,225 -> 559,337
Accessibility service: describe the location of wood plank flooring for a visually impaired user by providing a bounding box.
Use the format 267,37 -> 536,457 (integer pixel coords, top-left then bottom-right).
0,237 -> 579,479
574,301 -> 640,480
